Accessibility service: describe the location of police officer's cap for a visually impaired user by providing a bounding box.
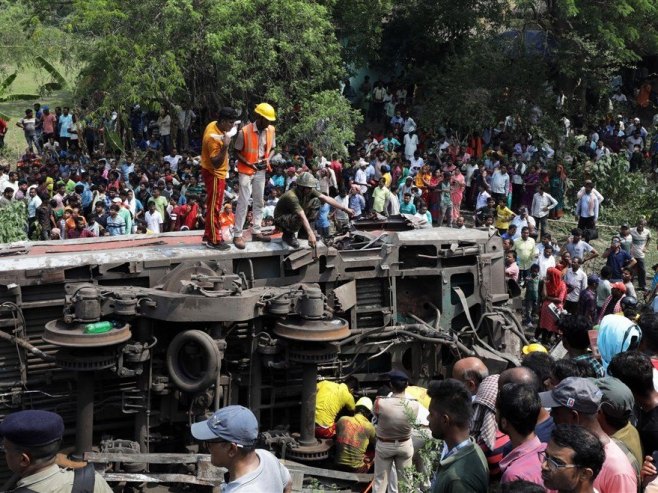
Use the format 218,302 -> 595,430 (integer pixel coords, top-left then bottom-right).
0,410 -> 64,447
217,107 -> 241,120
386,369 -> 410,381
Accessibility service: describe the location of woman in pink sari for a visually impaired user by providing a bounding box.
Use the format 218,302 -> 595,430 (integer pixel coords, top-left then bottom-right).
451,167 -> 465,219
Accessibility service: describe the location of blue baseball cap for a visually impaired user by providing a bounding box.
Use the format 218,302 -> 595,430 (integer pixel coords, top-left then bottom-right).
0,410 -> 64,447
191,405 -> 258,446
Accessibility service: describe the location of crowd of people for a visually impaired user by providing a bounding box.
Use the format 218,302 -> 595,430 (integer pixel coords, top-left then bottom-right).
308,307 -> 658,493
0,87 -> 656,252
2,83 -> 658,492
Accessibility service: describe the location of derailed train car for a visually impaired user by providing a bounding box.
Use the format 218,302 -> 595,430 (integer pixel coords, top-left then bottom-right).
0,223 -> 523,488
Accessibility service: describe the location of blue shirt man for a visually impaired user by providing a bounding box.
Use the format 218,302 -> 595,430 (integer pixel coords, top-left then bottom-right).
349,191 -> 366,217
603,236 -> 636,281
59,112 -> 73,139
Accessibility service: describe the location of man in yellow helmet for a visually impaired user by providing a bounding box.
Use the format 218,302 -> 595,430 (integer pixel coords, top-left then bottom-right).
232,103 -> 276,249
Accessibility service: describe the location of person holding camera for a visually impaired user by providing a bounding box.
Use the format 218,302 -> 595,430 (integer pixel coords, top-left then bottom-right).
232,102 -> 277,249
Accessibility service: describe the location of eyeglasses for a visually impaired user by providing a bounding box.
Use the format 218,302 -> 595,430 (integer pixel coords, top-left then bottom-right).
538,451 -> 580,470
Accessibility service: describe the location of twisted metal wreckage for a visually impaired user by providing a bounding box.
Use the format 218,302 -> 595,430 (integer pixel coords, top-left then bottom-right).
0,217 -> 525,490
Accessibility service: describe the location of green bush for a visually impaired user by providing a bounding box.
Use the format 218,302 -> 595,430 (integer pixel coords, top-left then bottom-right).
564,151 -> 658,226
0,201 -> 28,243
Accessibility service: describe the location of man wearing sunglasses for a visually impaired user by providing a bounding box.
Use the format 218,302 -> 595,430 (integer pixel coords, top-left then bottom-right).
539,377 -> 637,493
541,424 -> 605,493
191,405 -> 292,492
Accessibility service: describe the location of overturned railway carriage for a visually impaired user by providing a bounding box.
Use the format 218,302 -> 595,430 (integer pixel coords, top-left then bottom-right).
0,225 -> 520,487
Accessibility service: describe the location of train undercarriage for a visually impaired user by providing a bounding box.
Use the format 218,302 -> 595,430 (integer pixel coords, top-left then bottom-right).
0,221 -> 523,490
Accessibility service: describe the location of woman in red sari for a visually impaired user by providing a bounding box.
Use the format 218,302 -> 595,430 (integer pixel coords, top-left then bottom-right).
468,133 -> 483,159
538,267 -> 567,344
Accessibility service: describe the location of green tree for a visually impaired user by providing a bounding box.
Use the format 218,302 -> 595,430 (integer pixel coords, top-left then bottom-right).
283,90 -> 363,158
0,201 -> 27,243
325,0 -> 394,68
0,0 -> 75,70
71,0 -> 354,132
382,0 -> 658,134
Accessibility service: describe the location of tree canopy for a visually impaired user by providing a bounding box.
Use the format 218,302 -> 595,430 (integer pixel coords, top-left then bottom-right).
4,0 -> 658,145
380,0 -> 658,133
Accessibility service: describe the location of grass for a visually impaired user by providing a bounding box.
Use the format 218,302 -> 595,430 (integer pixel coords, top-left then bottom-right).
0,64 -> 74,161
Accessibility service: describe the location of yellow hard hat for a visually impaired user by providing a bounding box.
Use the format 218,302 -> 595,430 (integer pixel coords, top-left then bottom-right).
522,343 -> 548,355
355,397 -> 373,413
254,102 -> 276,121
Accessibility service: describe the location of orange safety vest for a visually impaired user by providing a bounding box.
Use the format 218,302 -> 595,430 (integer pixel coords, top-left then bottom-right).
236,123 -> 275,176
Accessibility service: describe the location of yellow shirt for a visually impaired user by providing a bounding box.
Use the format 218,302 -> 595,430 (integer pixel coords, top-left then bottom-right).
405,385 -> 431,409
315,380 -> 355,427
495,205 -> 515,230
201,122 -> 228,179
335,413 -> 376,469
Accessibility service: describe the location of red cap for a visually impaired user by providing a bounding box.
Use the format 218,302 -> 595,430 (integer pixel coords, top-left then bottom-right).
611,282 -> 626,293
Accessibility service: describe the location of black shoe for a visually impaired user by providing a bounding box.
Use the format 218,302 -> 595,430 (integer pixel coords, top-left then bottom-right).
206,241 -> 230,251
282,233 -> 300,248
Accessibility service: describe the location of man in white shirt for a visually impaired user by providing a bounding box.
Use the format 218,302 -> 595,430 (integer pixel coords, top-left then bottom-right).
575,180 -> 599,231
510,207 -> 536,237
530,184 -> 558,237
333,189 -> 350,232
564,257 -> 588,314
630,218 -> 651,291
354,162 -> 369,195
564,228 -> 598,265
475,185 -> 491,210
490,165 -> 510,203
409,151 -> 424,176
192,405 -> 292,493
163,148 -> 183,173
595,140 -> 610,161
402,114 -> 417,134
144,201 -> 163,233
537,244 -> 556,279
404,132 -> 419,161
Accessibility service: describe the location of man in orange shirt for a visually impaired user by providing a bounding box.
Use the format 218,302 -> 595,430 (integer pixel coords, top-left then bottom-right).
219,203 -> 235,228
201,107 -> 241,250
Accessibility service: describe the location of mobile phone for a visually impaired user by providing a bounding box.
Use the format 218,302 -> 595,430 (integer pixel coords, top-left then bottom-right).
653,450 -> 658,466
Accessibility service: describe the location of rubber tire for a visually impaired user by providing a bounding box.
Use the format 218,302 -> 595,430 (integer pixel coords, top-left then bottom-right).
166,330 -> 221,393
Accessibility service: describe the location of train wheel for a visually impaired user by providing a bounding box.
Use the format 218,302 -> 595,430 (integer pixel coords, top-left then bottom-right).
166,330 -> 221,392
